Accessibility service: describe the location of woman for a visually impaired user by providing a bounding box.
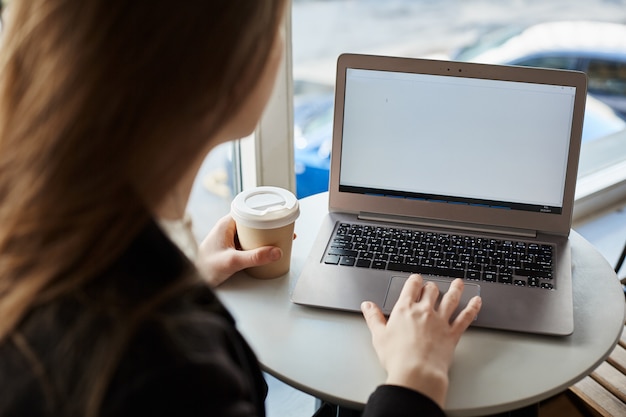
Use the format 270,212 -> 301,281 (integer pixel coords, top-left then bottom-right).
0,1 -> 481,416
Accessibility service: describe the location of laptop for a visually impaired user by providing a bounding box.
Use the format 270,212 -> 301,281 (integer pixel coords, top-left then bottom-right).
291,53 -> 587,336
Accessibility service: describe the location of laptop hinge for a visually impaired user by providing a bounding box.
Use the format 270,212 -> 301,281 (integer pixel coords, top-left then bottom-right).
358,212 -> 537,239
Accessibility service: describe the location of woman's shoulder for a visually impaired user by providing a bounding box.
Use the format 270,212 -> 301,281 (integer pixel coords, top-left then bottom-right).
0,221 -> 265,416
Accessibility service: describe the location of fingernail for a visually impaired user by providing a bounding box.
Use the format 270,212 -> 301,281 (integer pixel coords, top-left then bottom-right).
361,301 -> 372,310
269,247 -> 282,261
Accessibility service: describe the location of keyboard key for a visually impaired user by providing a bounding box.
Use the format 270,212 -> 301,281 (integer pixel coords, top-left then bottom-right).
328,248 -> 358,258
466,270 -> 480,280
514,269 -> 553,279
483,272 -> 497,282
498,275 -> 513,284
324,255 -> 340,265
340,257 -> 356,266
372,260 -> 387,269
356,259 -> 372,268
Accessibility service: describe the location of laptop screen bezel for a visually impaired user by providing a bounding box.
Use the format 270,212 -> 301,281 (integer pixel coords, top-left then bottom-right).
328,54 -> 587,236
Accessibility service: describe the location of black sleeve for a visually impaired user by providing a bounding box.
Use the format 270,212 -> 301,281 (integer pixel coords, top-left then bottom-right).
362,385 -> 446,417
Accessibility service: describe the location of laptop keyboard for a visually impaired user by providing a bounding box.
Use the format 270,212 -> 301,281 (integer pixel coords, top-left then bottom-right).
324,222 -> 555,290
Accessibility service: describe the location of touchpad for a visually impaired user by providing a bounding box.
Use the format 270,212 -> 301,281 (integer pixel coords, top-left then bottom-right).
383,275 -> 480,319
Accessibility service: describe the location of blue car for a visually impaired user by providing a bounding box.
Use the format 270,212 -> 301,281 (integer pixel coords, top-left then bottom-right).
293,91 -> 333,198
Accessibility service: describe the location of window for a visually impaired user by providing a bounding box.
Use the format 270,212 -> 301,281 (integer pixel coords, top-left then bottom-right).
290,0 -> 626,221
191,1 -> 626,233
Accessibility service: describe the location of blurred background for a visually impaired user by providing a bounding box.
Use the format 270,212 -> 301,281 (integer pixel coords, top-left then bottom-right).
291,0 -> 626,198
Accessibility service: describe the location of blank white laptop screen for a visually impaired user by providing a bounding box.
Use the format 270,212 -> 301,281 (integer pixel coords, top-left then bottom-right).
339,68 -> 577,214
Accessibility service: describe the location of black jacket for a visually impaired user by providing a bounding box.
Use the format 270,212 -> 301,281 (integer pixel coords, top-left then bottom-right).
0,221 -> 443,417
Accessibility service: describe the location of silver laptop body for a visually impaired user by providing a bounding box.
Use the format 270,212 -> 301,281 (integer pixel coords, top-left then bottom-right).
292,53 -> 587,336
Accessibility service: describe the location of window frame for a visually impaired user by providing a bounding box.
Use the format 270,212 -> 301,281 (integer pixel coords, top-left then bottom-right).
574,130 -> 626,221
240,8 -> 296,194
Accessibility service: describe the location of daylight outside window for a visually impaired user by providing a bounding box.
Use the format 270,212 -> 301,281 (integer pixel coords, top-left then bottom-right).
291,0 -> 626,220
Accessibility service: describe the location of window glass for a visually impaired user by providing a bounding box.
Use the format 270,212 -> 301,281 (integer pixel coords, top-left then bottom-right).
514,56 -> 579,71
292,0 -> 626,201
586,60 -> 626,96
188,142 -> 237,241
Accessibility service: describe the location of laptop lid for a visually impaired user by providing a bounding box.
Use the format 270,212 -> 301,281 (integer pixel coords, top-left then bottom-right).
329,54 -> 587,237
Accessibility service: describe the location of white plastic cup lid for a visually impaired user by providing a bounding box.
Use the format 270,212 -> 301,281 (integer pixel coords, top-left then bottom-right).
230,186 -> 300,229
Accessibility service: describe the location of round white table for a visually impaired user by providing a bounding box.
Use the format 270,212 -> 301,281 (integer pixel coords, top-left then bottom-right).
216,192 -> 625,416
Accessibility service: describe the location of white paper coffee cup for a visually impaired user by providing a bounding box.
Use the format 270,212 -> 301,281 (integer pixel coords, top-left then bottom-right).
230,186 -> 300,279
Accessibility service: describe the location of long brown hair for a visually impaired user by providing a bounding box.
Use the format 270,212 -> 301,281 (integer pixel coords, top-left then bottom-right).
0,0 -> 286,412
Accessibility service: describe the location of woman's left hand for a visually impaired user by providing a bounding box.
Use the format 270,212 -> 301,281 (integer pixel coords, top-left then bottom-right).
196,214 -> 283,287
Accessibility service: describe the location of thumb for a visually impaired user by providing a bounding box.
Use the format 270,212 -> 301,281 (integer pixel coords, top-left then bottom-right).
361,301 -> 386,336
237,246 -> 282,270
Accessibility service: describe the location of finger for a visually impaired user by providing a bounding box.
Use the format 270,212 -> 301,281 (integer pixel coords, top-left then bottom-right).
396,274 -> 424,305
419,280 -> 440,306
252,246 -> 282,264
438,278 -> 464,317
361,301 -> 387,336
215,214 -> 237,233
212,214 -> 238,243
451,295 -> 482,334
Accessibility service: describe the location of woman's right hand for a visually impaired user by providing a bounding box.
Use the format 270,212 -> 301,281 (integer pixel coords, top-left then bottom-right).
361,274 -> 482,408
196,215 -> 283,287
